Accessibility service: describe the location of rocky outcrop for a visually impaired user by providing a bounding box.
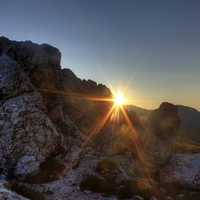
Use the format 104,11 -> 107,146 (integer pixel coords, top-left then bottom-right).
0,36 -> 67,131
0,55 -> 33,100
0,180 -> 30,200
0,36 -> 61,70
0,36 -> 112,134
61,68 -> 112,133
161,153 -> 200,190
0,36 -> 111,183
0,55 -> 62,178
145,102 -> 181,166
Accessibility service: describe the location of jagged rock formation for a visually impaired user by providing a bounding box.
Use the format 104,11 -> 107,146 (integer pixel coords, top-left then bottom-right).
0,182 -> 29,200
0,55 -> 62,178
145,102 -> 181,167
0,36 -> 111,133
0,36 -> 113,199
161,153 -> 200,190
0,37 -> 93,180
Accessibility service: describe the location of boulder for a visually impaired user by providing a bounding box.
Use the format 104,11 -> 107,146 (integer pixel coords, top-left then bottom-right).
0,93 -> 61,177
0,181 -> 30,200
0,36 -> 64,125
0,55 -> 62,178
161,153 -> 200,190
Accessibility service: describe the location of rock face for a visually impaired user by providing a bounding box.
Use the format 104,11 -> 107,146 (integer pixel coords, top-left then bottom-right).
145,102 -> 181,166
0,36 -> 111,183
0,55 -> 62,178
61,68 -> 112,133
0,179 -> 30,200
161,153 -> 200,190
0,36 -> 61,70
0,36 -> 65,129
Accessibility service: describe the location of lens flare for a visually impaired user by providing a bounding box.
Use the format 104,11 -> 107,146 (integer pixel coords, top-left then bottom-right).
114,91 -> 125,106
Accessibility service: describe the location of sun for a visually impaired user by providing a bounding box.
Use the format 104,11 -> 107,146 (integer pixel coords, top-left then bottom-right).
114,91 -> 125,106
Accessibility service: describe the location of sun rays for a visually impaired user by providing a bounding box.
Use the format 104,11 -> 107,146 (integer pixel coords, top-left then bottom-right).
39,87 -> 153,187
114,91 -> 125,106
40,88 -> 141,152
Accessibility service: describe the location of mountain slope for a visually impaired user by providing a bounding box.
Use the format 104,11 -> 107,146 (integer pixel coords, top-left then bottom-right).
127,104 -> 200,142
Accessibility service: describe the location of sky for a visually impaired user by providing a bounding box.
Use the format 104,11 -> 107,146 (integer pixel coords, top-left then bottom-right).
0,0 -> 200,110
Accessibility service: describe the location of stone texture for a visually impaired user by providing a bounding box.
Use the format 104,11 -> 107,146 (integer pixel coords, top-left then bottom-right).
0,36 -> 61,70
145,102 -> 181,166
0,55 -> 33,100
0,54 -> 62,178
161,153 -> 200,190
14,155 -> 40,177
0,37 -> 86,182
0,92 -> 61,177
0,181 -> 30,200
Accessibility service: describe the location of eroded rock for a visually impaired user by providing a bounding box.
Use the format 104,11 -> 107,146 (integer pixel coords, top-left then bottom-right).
161,153 -> 200,190
145,102 -> 181,166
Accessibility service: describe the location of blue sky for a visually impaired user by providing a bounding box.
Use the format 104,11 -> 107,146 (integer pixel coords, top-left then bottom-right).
0,0 -> 200,109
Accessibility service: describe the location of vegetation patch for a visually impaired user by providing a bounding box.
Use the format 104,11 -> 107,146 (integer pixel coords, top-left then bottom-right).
80,174 -> 151,199
24,157 -> 65,184
96,159 -> 119,179
9,181 -> 46,200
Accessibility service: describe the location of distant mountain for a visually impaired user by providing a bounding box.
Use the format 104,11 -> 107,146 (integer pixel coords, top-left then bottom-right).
178,105 -> 200,141
178,105 -> 200,129
126,104 -> 151,116
127,104 -> 200,142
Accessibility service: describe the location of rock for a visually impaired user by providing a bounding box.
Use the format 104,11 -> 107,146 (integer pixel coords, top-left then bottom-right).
133,195 -> 144,200
0,181 -> 30,200
176,193 -> 185,200
165,196 -> 174,200
14,155 -> 40,177
160,153 -> 200,190
61,68 -> 112,132
0,36 -> 64,128
145,102 -> 180,166
0,36 -> 87,182
0,55 -> 33,101
0,54 -> 63,177
0,36 -> 61,70
0,175 -> 6,181
0,93 -> 61,177
150,196 -> 158,200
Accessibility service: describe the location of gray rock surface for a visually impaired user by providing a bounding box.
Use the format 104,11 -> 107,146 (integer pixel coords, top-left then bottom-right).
0,55 -> 33,100
14,155 -> 121,200
0,36 -> 61,70
0,37 -> 85,199
161,153 -> 200,190
0,91 -> 61,177
0,181 -> 30,200
145,102 -> 180,167
0,54 -> 62,177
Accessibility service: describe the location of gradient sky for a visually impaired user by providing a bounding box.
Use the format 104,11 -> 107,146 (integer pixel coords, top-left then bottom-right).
0,0 -> 200,110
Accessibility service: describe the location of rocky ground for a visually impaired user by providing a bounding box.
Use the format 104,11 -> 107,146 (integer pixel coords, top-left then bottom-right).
1,36 -> 200,200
